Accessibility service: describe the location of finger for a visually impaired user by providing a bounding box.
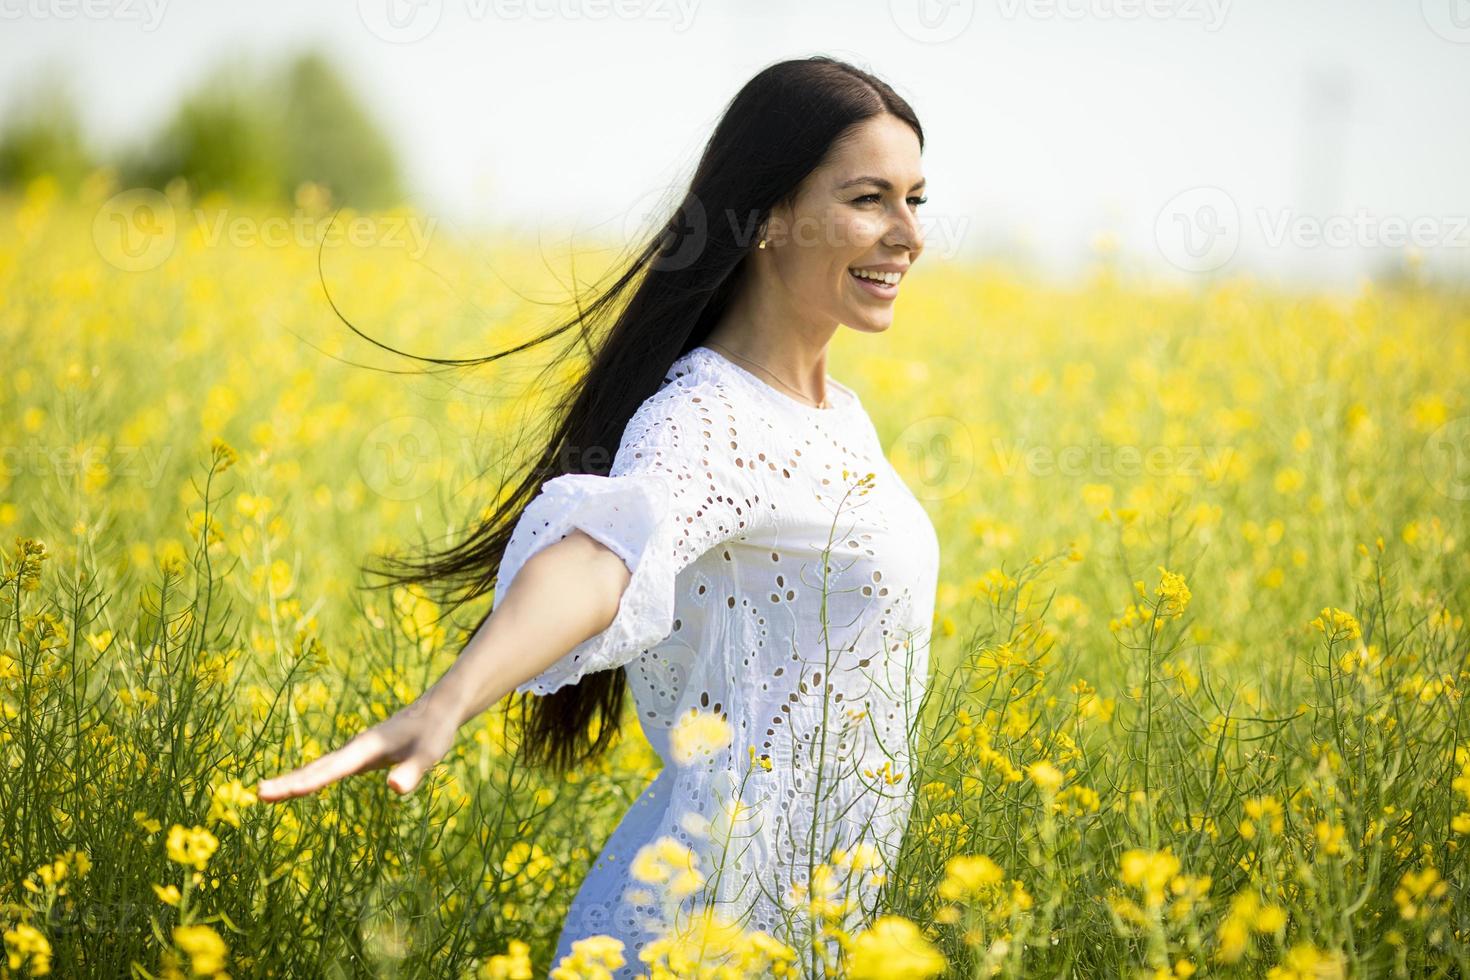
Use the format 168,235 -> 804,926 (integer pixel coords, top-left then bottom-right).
386,757 -> 428,796
263,736 -> 383,799
258,734 -> 387,801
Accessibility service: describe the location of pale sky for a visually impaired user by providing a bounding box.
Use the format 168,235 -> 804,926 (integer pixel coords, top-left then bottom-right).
4,0 -> 1468,286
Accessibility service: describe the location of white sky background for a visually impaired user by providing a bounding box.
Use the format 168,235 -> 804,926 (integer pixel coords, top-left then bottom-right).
3,0 -> 1468,287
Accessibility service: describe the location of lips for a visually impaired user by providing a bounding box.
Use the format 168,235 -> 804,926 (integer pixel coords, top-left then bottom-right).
849,267 -> 899,298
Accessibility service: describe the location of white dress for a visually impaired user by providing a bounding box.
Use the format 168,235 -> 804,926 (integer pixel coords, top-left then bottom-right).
492,345 -> 941,978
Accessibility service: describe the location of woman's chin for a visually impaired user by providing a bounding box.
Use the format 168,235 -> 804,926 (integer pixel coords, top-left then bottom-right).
842,311 -> 895,334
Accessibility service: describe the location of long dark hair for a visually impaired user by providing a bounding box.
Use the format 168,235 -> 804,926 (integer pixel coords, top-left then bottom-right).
343,55 -> 924,776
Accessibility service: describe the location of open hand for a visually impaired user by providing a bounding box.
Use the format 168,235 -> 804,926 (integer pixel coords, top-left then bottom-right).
257,697 -> 460,801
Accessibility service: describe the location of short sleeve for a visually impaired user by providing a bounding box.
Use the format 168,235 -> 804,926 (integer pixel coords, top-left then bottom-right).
494,387 -> 755,697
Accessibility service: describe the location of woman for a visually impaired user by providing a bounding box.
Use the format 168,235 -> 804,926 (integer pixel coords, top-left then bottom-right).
258,55 -> 939,977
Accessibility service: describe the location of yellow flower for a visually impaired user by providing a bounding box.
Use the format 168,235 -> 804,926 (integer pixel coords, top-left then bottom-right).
1241,796 -> 1284,837
11,539 -> 47,592
210,438 -> 239,473
629,837 -> 704,900
1120,848 -> 1181,908
977,568 -> 1019,601
1213,890 -> 1282,964
863,758 -> 906,785
640,905 -> 768,976
166,824 -> 219,872
937,854 -> 1004,901
1394,865 -> 1448,920
845,915 -> 947,979
480,938 -> 533,979
1082,483 -> 1114,513
153,883 -> 182,906
1056,784 -> 1101,815
669,708 -> 731,765
501,841 -> 554,886
1264,942 -> 1344,979
1253,904 -> 1288,932
3,922 -> 52,975
393,583 -> 445,654
1309,607 -> 1361,642
235,492 -> 273,522
26,862 -> 59,893
27,849 -> 90,898
836,842 -> 883,874
1026,760 -> 1064,794
1215,914 -> 1250,964
1314,821 -> 1347,857
207,777 -> 258,829
173,923 -> 228,977
550,935 -> 625,980
1154,567 -> 1191,620
158,540 -> 189,576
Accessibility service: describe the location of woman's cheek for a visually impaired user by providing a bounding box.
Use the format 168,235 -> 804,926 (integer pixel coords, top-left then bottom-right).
845,217 -> 882,248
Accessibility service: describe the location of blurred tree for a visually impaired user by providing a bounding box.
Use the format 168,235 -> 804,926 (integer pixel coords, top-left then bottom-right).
0,78 -> 95,191
117,50 -> 404,208
277,52 -> 404,209
119,59 -> 285,201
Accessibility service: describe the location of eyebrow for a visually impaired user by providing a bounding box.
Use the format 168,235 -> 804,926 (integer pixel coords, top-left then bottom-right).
837,175 -> 927,193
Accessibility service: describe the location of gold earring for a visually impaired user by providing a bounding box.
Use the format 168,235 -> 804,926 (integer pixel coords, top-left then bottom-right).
757,238 -> 768,249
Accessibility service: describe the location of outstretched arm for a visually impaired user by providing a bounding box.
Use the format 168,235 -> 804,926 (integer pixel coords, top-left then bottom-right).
256,528 -> 631,801
260,380 -> 750,799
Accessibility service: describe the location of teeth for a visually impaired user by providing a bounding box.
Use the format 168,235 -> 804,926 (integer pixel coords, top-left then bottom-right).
850,268 -> 901,286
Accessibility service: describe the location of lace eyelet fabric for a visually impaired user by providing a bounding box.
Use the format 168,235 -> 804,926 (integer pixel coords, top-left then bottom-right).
492,345 -> 942,978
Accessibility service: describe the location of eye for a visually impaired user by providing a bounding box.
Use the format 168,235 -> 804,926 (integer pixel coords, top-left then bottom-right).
853,193 -> 928,208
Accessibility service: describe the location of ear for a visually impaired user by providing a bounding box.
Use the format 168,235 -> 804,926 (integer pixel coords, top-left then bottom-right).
757,205 -> 793,249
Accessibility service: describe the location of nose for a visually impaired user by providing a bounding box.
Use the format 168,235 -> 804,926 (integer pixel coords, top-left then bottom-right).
885,205 -> 924,257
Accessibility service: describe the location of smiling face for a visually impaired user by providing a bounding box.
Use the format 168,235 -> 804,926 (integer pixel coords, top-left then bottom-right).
759,113 -> 926,335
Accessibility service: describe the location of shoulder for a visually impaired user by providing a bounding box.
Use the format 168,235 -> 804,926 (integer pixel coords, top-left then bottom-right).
612,350 -> 760,483
625,349 -> 743,439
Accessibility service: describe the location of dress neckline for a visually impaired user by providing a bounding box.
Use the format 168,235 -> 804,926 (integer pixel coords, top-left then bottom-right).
688,345 -> 860,417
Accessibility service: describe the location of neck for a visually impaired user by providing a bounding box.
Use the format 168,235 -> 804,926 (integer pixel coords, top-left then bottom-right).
703,289 -> 837,407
